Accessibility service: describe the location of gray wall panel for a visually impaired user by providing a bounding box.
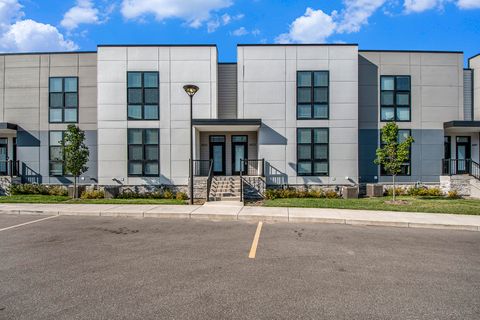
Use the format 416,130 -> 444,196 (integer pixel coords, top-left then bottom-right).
218,64 -> 237,119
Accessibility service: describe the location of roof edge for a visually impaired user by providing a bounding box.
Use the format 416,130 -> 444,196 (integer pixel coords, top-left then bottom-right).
360,49 -> 463,54
0,50 -> 96,56
238,43 -> 358,47
97,44 -> 217,48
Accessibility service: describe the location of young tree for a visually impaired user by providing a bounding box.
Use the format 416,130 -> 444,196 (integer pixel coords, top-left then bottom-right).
374,122 -> 414,201
62,125 -> 89,198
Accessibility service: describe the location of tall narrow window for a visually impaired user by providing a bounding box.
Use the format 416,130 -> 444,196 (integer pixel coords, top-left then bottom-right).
297,71 -> 329,120
127,72 -> 159,120
128,129 -> 159,176
380,129 -> 412,176
49,131 -> 64,176
49,77 -> 78,123
297,128 -> 329,176
380,76 -> 411,122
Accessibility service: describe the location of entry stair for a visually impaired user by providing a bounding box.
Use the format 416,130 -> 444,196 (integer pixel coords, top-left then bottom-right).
209,176 -> 241,201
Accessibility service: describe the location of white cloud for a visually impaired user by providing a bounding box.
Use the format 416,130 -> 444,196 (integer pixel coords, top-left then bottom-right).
0,0 -> 77,52
121,0 -> 232,28
275,8 -> 336,43
61,0 -> 99,30
232,26 -> 248,36
207,12 -> 243,33
403,0 -> 445,13
457,0 -> 480,9
1,19 -> 77,52
337,0 -> 387,33
0,0 -> 23,32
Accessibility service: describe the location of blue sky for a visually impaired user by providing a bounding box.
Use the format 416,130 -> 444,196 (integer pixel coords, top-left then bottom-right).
0,0 -> 479,65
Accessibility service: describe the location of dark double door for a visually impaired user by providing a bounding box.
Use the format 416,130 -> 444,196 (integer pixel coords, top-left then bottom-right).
209,135 -> 248,176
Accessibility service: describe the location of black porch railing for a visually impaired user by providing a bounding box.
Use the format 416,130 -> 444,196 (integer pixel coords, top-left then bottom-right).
442,158 -> 480,180
0,160 -> 20,177
240,159 -> 265,177
206,160 -> 214,202
193,160 -> 211,177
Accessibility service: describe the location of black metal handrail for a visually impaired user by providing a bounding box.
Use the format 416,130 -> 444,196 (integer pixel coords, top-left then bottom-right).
442,158 -> 480,180
0,160 -> 20,177
206,160 -> 214,202
193,160 -> 211,177
240,159 -> 265,176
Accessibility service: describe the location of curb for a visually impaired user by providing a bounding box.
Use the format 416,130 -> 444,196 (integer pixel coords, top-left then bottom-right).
0,208 -> 478,232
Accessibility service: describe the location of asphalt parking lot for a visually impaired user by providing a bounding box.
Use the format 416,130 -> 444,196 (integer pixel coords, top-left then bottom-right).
0,213 -> 479,320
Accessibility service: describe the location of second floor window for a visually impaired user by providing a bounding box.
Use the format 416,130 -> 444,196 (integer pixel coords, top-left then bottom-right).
49,77 -> 78,123
380,75 -> 411,122
297,71 -> 329,120
127,72 -> 159,120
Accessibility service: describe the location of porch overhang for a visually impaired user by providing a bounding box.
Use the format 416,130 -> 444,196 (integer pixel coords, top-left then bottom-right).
444,121 -> 480,133
0,122 -> 18,134
192,119 -> 261,132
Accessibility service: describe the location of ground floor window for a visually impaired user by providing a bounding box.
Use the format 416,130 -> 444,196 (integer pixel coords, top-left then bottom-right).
380,129 -> 411,176
297,128 -> 329,176
127,129 -> 159,176
49,131 -> 64,176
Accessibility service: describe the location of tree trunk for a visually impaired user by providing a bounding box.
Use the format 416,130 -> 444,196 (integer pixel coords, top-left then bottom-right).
392,174 -> 396,202
74,176 -> 77,199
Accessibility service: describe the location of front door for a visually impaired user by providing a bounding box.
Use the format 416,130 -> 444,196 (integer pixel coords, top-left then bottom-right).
232,135 -> 248,175
209,135 -> 226,175
0,138 -> 8,175
456,136 -> 471,174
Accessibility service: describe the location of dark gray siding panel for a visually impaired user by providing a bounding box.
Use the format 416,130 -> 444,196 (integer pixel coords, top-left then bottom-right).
218,64 -> 237,119
464,69 -> 473,121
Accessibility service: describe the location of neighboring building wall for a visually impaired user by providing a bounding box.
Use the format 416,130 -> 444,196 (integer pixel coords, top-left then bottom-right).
97,46 -> 218,186
0,53 -> 98,184
463,69 -> 473,121
238,45 -> 359,186
217,63 -> 237,119
470,54 -> 480,120
199,131 -> 258,176
359,51 -> 464,183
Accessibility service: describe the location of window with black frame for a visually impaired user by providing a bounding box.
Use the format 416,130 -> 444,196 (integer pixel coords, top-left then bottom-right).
127,72 -> 159,120
297,128 -> 329,176
49,131 -> 64,176
297,71 -> 329,119
128,129 -> 159,176
380,129 -> 412,176
380,76 -> 411,122
49,77 -> 78,123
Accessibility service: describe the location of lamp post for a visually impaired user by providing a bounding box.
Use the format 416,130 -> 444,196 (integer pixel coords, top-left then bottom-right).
183,84 -> 199,205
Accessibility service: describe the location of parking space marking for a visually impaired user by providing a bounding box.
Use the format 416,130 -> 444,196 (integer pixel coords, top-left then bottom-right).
249,221 -> 263,259
0,215 -> 58,232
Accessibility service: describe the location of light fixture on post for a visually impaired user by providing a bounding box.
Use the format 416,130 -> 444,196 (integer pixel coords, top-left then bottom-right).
183,84 -> 199,205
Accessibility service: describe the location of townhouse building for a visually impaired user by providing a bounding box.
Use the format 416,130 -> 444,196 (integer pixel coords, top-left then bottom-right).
0,44 -> 479,198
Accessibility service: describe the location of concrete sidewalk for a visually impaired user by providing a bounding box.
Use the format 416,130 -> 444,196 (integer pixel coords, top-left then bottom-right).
0,202 -> 479,231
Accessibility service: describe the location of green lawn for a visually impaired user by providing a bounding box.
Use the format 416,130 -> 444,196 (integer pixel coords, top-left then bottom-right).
0,195 -> 186,205
262,196 -> 480,215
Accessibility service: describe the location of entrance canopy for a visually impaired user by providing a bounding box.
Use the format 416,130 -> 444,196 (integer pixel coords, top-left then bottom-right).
0,122 -> 18,135
192,119 -> 261,132
444,121 -> 480,133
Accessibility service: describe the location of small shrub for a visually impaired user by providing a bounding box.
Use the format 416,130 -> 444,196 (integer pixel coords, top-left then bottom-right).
265,189 -> 279,200
48,185 -> 68,196
81,189 -> 105,199
385,187 -> 406,196
324,190 -> 340,199
163,190 -> 174,199
447,190 -> 461,199
9,184 -> 67,196
176,192 -> 188,200
407,187 -> 443,197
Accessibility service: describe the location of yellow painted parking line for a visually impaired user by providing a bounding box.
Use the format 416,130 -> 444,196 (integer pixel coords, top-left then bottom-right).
0,215 -> 58,232
248,221 -> 263,259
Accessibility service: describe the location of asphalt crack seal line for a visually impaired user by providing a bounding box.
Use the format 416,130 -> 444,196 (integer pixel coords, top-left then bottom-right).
249,221 -> 263,259
0,215 -> 58,232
